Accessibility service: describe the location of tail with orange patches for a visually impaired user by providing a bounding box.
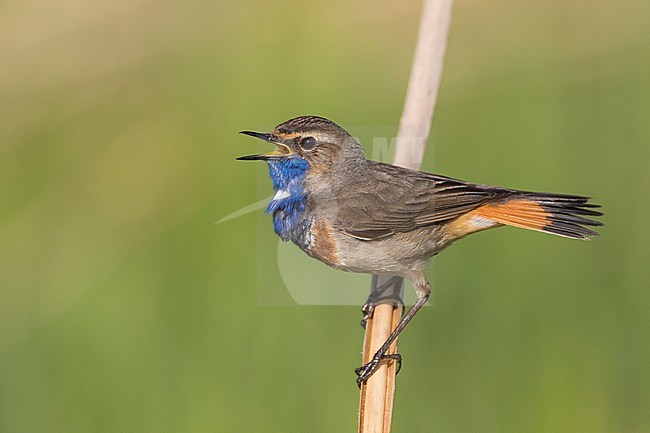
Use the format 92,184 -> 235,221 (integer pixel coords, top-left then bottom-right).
471,193 -> 603,240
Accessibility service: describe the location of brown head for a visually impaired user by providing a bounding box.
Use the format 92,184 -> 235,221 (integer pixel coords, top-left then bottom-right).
237,116 -> 367,175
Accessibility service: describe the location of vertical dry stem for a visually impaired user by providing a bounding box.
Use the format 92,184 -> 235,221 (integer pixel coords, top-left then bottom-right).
358,1 -> 453,432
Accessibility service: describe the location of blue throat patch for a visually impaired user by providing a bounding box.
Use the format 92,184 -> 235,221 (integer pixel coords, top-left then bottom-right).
265,157 -> 310,241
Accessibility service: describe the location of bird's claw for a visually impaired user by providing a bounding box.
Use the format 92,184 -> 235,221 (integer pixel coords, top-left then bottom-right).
360,302 -> 375,329
355,352 -> 402,387
355,358 -> 380,387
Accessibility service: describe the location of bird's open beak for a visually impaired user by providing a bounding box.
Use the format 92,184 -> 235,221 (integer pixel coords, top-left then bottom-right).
237,131 -> 294,161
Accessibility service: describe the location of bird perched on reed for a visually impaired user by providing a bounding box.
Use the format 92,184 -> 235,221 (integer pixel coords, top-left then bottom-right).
238,115 -> 602,385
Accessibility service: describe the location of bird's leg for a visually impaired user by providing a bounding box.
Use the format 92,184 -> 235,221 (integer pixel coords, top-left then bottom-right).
356,280 -> 431,387
360,275 -> 403,329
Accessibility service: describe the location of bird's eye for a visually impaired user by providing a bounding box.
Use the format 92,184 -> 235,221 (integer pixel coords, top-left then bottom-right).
300,136 -> 317,151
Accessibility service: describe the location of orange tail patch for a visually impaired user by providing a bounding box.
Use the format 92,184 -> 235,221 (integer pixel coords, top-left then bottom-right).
447,199 -> 549,238
447,195 -> 602,240
473,199 -> 549,232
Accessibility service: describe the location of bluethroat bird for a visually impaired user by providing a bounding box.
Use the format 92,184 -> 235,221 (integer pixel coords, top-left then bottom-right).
237,115 -> 602,385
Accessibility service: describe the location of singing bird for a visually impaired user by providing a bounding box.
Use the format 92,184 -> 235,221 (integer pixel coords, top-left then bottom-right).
237,115 -> 602,385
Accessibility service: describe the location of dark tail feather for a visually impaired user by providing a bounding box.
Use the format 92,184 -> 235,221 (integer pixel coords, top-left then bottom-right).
525,193 -> 603,239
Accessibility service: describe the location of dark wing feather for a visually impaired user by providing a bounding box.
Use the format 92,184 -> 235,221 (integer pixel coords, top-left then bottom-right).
330,162 -> 512,240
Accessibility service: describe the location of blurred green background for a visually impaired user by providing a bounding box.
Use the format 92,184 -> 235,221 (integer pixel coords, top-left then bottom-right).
1,0 -> 648,431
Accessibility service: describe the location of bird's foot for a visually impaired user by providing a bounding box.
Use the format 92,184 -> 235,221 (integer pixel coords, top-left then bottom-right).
359,294 -> 403,329
360,302 -> 375,329
355,352 -> 402,387
360,276 -> 404,329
